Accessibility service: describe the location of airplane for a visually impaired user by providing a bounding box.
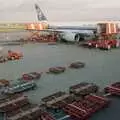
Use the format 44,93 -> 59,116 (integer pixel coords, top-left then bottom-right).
0,3 -> 96,42
0,3 -> 120,42
32,3 -> 120,42
32,3 -> 96,42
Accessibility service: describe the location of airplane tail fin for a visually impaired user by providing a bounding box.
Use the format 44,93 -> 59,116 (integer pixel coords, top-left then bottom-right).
34,3 -> 47,21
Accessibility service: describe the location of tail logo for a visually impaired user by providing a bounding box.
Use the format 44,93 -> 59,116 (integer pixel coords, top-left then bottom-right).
35,4 -> 47,21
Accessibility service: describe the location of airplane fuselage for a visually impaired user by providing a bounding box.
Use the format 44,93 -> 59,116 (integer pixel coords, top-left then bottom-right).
48,21 -> 120,42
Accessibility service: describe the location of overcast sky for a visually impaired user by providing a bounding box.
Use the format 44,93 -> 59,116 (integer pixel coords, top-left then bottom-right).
0,0 -> 119,22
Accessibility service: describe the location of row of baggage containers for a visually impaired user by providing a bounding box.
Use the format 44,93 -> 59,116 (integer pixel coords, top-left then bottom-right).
0,61 -> 85,95
47,61 -> 85,74
0,50 -> 23,63
3,80 -> 37,95
41,82 -> 102,109
19,62 -> 85,81
80,40 -> 120,50
104,82 -> 120,96
0,82 -> 119,120
20,61 -> 85,80
21,61 -> 85,81
0,61 -> 85,86
0,94 -> 55,120
63,94 -> 110,120
40,82 -> 110,120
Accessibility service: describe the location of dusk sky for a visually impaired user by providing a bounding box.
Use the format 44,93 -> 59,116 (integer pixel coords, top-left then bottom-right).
0,0 -> 119,22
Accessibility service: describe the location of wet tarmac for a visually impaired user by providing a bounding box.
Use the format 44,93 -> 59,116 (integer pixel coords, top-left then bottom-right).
0,31 -> 120,119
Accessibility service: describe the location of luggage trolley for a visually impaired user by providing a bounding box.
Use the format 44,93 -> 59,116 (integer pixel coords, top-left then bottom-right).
87,22 -> 119,50
96,22 -> 119,50
25,22 -> 57,43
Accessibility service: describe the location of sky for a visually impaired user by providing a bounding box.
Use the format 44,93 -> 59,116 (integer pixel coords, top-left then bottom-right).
0,0 -> 119,22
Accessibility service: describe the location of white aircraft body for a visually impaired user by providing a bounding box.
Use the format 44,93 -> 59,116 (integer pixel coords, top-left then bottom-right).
0,3 -> 120,42
34,3 -> 120,42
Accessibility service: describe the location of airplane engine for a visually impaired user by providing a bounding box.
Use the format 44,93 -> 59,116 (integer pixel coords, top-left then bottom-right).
60,31 -> 93,43
74,33 -> 85,42
60,31 -> 75,42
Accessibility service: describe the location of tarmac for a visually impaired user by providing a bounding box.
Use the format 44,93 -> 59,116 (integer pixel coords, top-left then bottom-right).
0,31 -> 120,120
